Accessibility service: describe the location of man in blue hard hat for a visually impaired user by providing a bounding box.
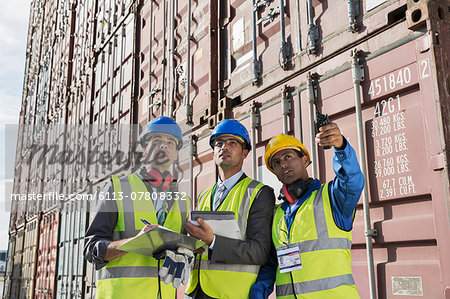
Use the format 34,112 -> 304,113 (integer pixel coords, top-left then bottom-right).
184,119 -> 276,299
84,116 -> 193,298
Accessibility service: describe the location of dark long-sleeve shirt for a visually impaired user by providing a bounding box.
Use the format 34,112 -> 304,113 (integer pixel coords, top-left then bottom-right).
83,168 -> 178,270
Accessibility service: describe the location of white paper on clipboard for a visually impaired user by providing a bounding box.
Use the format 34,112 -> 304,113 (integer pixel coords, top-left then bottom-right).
190,211 -> 243,240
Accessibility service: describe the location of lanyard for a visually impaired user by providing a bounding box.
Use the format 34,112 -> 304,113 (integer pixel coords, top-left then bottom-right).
276,214 -> 291,246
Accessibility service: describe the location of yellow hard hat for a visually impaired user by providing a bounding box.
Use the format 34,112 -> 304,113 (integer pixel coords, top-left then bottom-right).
264,134 -> 311,173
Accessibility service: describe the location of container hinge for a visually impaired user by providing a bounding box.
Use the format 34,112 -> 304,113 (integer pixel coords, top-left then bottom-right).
254,0 -> 272,11
149,99 -> 161,109
252,60 -> 261,85
347,0 -> 360,32
186,103 -> 193,125
282,85 -> 291,115
250,102 -> 260,128
366,228 -> 379,238
351,49 -> 365,83
113,13 -> 118,26
192,134 -> 198,156
307,25 -> 319,54
149,86 -> 160,98
257,6 -> 280,25
280,40 -> 291,70
352,64 -> 364,82
307,72 -> 320,105
430,153 -> 446,171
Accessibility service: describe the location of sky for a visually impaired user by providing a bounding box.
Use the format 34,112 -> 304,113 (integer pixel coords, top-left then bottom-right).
0,0 -> 30,250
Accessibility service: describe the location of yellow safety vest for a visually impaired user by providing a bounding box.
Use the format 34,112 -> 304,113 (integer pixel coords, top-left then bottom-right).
272,183 -> 359,299
186,177 -> 265,299
97,173 -> 191,299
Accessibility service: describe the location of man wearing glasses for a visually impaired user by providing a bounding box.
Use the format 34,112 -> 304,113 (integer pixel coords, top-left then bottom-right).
184,119 -> 276,299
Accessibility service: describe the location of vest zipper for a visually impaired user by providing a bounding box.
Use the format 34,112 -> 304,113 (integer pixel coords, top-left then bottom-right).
289,271 -> 298,299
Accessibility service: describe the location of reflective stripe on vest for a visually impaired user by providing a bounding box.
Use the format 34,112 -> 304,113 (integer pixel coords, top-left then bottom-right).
276,274 -> 356,297
193,257 -> 259,274
97,174 -> 190,299
186,178 -> 264,299
99,266 -> 159,279
273,184 -> 359,298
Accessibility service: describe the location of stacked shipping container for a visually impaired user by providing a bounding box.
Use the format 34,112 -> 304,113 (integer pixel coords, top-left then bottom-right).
21,218 -> 39,299
56,201 -> 88,299
5,0 -> 449,298
34,210 -> 59,299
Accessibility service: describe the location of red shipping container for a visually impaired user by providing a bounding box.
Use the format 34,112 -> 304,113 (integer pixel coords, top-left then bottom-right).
34,210 -> 59,299
138,0 -> 219,127
90,11 -> 136,182
71,0 -> 96,89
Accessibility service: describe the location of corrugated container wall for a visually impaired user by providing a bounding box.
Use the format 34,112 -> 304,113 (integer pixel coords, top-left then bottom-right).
65,0 -> 96,196
41,110 -> 67,213
21,218 -> 40,299
3,233 -> 16,299
23,0 -> 44,108
137,0 -> 219,127
56,201 -> 88,299
6,0 -> 450,298
15,160 -> 30,229
10,227 -> 25,299
34,210 -> 59,299
48,0 -> 75,120
83,204 -> 98,299
90,1 -> 136,182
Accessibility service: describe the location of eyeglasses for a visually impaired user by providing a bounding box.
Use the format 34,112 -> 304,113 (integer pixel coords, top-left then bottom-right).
213,138 -> 242,149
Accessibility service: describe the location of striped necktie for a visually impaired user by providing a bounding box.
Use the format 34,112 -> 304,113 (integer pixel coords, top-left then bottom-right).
156,200 -> 168,225
213,183 -> 226,211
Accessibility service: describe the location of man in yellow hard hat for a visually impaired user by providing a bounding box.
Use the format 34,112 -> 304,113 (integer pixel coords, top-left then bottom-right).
250,122 -> 364,298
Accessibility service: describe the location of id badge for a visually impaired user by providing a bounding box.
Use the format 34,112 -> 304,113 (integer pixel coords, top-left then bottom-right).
276,245 -> 302,273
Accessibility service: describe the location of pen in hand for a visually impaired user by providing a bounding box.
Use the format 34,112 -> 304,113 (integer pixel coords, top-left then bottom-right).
140,219 -> 155,233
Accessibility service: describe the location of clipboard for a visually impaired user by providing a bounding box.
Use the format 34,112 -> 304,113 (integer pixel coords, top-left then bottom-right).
117,226 -> 206,258
190,211 -> 243,240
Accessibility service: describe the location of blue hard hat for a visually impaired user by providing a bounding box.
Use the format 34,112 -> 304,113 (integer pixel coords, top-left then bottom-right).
210,119 -> 251,150
140,116 -> 183,149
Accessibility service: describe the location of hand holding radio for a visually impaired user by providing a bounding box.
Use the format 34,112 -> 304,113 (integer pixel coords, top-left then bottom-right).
315,112 -> 332,149
315,121 -> 345,150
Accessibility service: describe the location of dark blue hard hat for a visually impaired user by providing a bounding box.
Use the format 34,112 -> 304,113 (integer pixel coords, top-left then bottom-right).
210,119 -> 251,150
140,116 -> 183,150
